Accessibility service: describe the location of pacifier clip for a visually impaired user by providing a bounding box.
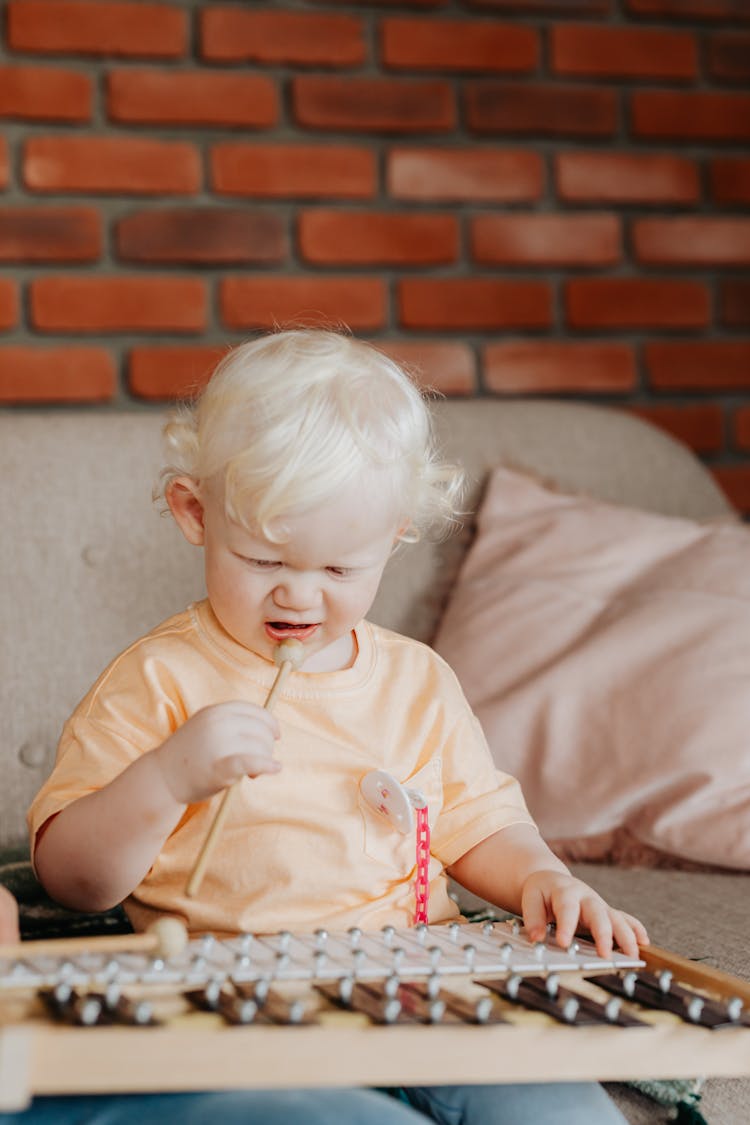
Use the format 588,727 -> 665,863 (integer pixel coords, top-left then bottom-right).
360,769 -> 431,926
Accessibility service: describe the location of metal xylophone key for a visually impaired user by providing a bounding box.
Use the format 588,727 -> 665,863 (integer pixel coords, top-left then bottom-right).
317,975 -> 505,1026
396,981 -> 507,1025
185,979 -> 261,1025
186,977 -> 314,1026
590,969 -> 750,1030
480,973 -> 647,1027
38,983 -> 158,1027
317,980 -> 403,1024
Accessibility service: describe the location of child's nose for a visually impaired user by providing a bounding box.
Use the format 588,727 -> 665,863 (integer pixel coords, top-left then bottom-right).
272,573 -> 321,610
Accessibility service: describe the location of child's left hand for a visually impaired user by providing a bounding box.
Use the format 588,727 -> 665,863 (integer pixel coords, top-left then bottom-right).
521,869 -> 648,959
0,884 -> 19,944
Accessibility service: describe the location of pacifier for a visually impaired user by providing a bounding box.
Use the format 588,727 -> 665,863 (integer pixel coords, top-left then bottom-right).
360,769 -> 426,834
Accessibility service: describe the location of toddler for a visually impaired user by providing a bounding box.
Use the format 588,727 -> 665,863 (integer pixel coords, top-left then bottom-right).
30,328 -> 646,1124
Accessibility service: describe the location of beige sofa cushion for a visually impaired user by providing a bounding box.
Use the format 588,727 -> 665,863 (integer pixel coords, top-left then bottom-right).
434,466 -> 750,870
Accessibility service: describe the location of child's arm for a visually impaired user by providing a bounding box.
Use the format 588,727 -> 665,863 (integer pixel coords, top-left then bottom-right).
447,822 -> 648,959
34,701 -> 281,912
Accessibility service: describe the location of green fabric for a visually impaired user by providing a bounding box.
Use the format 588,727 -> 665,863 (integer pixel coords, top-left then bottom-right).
628,1078 -> 704,1109
674,1102 -> 708,1125
627,1078 -> 706,1123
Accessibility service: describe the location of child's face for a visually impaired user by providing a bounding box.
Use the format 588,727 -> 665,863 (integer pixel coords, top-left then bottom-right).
198,469 -> 402,673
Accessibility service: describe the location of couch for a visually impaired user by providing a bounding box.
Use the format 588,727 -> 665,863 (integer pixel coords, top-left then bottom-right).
1,400 -> 747,1123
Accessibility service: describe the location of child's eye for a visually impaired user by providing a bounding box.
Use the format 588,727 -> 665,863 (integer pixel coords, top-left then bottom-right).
326,566 -> 353,578
241,557 -> 281,570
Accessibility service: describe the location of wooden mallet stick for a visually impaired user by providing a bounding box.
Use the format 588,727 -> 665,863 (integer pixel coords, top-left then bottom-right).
0,916 -> 188,962
185,638 -> 305,899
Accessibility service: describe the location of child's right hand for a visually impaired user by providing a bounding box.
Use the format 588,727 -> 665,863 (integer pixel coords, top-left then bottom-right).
155,702 -> 281,806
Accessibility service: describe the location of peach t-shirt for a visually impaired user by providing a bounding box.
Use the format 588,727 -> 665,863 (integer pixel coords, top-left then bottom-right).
28,600 -> 534,935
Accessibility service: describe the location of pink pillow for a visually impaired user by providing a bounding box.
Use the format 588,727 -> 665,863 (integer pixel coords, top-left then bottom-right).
433,467 -> 750,870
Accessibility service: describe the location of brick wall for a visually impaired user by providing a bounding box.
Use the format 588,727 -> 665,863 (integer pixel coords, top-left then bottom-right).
1,0 -> 749,511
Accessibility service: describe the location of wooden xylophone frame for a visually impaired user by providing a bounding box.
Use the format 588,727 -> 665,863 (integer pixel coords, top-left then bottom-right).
1,920 -> 749,1110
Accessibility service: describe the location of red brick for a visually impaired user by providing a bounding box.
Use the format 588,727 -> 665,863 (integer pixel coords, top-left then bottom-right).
108,70 -> 278,128
117,209 -> 286,265
129,345 -> 227,400
471,213 -> 620,267
721,280 -> 750,327
646,341 -> 750,390
376,340 -> 476,395
628,403 -> 723,455
552,25 -> 696,80
388,147 -> 543,202
734,407 -> 750,451
466,82 -> 616,137
467,0 -> 609,10
305,0 -> 447,6
626,0 -> 750,21
556,152 -> 699,205
7,1 -> 186,57
212,144 -> 375,200
299,211 -> 457,265
708,32 -> 750,82
201,8 -> 364,65
0,280 -> 18,329
220,277 -> 386,331
31,277 -> 206,332
24,136 -> 200,194
0,207 -> 100,261
711,465 -> 750,516
0,138 -> 8,189
484,341 -> 635,393
631,91 -> 750,142
0,346 -> 115,402
566,279 -> 709,329
0,66 -> 91,121
293,76 -> 454,133
381,18 -> 537,72
398,279 -> 552,330
710,159 -> 750,206
634,218 -> 750,266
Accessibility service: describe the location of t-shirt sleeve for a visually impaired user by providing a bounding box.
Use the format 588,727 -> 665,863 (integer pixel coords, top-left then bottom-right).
27,650 -> 179,862
429,686 -> 537,867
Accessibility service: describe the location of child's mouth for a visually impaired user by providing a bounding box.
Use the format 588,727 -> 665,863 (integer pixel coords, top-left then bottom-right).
265,622 -> 319,643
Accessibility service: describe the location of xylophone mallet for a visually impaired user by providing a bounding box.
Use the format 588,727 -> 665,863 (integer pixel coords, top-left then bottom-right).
185,638 -> 305,899
0,916 -> 188,962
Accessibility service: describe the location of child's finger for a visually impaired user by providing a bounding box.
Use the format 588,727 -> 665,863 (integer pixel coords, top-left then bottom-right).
520,883 -> 550,942
224,703 -> 281,739
626,913 -> 650,946
583,903 -> 614,958
218,753 -> 282,786
611,912 -> 645,959
549,894 -> 581,950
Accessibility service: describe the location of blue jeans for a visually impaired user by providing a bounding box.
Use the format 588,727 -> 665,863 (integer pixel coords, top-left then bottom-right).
0,1083 -> 626,1124
0,1089 -> 426,1125
401,1082 -> 627,1124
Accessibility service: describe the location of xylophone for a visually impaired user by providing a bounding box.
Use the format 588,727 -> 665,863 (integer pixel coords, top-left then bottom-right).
1,919 -> 749,1110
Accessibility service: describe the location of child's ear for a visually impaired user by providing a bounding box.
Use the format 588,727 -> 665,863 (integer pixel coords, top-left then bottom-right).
394,519 -> 412,543
166,477 -> 205,546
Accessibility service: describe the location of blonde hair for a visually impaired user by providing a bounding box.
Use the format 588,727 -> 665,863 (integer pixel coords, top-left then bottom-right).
160,328 -> 463,542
